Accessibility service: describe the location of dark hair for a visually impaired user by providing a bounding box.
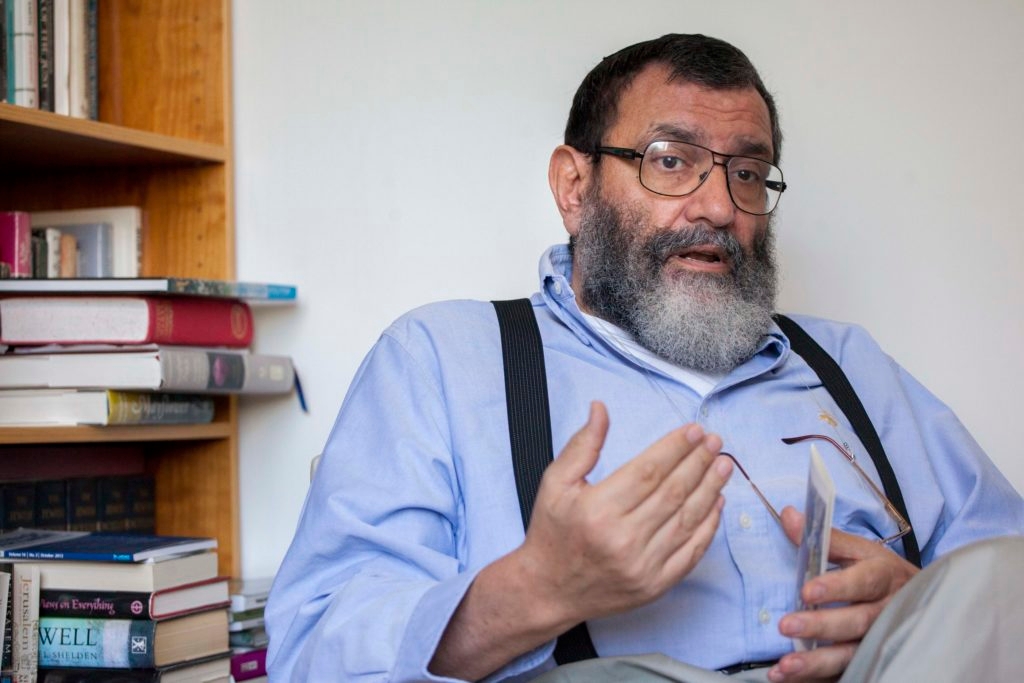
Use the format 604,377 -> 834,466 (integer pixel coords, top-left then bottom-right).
564,34 -> 783,163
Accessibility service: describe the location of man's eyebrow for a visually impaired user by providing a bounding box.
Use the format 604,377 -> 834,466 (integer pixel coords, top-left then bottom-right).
644,124 -> 773,161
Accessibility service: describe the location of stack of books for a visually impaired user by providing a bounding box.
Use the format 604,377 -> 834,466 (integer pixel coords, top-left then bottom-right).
0,273 -> 298,427
1,473 -> 156,534
0,528 -> 231,682
227,577 -> 272,683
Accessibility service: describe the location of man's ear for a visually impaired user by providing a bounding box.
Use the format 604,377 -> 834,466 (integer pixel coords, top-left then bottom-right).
548,145 -> 594,238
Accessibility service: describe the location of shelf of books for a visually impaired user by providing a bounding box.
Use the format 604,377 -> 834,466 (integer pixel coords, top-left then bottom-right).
0,1 -> 268,597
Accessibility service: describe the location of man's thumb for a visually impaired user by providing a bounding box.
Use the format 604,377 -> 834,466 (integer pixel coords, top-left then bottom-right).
547,401 -> 609,485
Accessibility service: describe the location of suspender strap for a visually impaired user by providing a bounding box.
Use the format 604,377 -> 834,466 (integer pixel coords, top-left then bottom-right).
773,314 -> 922,568
492,298 -> 599,664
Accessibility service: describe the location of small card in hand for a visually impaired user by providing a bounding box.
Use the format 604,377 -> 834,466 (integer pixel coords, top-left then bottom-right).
793,443 -> 836,651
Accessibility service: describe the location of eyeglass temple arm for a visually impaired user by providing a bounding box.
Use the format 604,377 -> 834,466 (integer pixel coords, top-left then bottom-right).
780,435 -> 910,531
719,452 -> 782,526
595,146 -> 642,160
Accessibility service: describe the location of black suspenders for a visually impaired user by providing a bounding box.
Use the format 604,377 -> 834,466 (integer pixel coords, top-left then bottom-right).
492,298 -> 921,664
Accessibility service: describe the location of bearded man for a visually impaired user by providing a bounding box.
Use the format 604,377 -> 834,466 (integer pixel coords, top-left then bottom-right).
266,34 -> 1023,683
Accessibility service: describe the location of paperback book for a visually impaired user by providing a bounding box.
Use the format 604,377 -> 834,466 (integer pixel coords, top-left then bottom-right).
36,652 -> 231,682
793,444 -> 836,652
0,390 -> 215,427
27,552 -> 218,593
0,529 -> 215,563
0,278 -> 296,301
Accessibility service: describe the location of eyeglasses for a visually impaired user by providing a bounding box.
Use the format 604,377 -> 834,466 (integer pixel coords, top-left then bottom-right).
721,434 -> 912,546
595,140 -> 787,215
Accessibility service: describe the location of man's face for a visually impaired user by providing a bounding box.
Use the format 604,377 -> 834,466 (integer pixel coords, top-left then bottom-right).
570,64 -> 779,373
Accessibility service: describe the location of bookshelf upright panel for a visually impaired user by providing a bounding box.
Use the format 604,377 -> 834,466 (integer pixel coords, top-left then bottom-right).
0,1 -> 240,577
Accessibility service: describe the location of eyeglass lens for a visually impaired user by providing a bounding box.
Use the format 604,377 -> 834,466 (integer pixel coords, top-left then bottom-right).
640,141 -> 784,215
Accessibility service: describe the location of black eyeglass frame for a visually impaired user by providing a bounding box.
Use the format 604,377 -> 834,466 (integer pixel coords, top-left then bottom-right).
595,140 -> 788,216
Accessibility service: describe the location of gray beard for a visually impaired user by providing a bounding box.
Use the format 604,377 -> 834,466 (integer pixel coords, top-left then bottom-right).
572,193 -> 778,374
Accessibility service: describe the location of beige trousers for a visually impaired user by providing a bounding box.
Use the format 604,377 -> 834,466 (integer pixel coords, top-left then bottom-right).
532,535 -> 1024,682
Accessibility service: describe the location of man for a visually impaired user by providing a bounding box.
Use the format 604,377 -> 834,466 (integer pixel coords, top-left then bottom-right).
266,34 -> 1023,682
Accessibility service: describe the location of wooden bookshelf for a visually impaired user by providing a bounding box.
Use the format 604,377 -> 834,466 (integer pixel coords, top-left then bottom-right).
0,1 -> 240,577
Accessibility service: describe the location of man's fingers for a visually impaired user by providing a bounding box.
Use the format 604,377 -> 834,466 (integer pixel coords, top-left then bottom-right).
768,641 -> 857,683
544,401 -> 609,487
780,601 -> 884,645
660,494 -> 725,581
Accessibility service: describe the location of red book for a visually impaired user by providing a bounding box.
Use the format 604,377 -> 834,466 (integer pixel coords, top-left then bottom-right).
0,296 -> 254,346
0,211 -> 33,277
230,647 -> 267,681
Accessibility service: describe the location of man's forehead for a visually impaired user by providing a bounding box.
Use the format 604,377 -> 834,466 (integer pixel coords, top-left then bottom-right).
612,65 -> 773,154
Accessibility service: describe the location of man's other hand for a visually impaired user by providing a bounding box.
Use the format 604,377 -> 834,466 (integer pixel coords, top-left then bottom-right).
519,400 -> 734,630
769,507 -> 919,682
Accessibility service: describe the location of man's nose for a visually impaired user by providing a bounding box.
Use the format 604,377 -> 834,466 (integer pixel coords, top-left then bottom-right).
681,162 -> 736,228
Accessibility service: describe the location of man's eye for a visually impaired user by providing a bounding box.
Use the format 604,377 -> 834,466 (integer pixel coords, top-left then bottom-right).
732,168 -> 763,184
654,156 -> 685,171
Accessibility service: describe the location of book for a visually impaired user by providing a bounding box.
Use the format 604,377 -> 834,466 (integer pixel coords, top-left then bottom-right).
0,212 -> 31,279
793,444 -> 836,652
54,224 -> 113,278
0,296 -> 254,347
0,570 -> 10,677
0,346 -> 296,395
6,563 -> 39,683
10,0 -> 37,108
0,3 -> 7,104
0,485 -> 34,534
66,0 -> 86,119
37,652 -> 232,682
37,0 -> 53,112
123,476 -> 156,534
95,477 -> 127,533
227,578 -> 272,613
229,647 -> 266,681
0,390 -> 217,427
51,0 -> 69,116
30,207 -> 143,278
226,608 -> 263,633
37,609 -> 229,669
65,479 -> 97,533
23,552 -> 219,593
33,481 -> 67,532
227,626 -> 266,650
40,577 -> 230,621
0,528 -> 216,563
57,233 -> 77,277
0,278 -> 296,301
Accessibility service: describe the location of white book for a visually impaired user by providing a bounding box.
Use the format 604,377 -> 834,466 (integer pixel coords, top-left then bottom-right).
0,345 -> 296,395
67,0 -> 88,119
30,206 -> 144,278
11,0 -> 39,108
793,444 -> 836,652
53,0 -> 71,116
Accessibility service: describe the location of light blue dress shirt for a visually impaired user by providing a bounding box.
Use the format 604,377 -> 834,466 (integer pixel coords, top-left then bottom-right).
266,245 -> 1023,682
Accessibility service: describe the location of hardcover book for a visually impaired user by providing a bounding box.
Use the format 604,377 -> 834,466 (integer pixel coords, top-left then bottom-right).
0,346 -> 296,395
40,577 -> 230,621
227,577 -> 272,613
36,652 -> 231,682
229,647 -> 266,681
0,390 -> 216,427
0,528 -> 216,563
26,552 -> 219,593
0,296 -> 253,347
0,278 -> 296,301
0,212 -> 31,278
37,609 -> 229,669
32,481 -> 67,532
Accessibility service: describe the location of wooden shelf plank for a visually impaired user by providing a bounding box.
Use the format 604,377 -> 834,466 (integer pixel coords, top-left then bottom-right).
0,103 -> 227,169
0,422 -> 233,445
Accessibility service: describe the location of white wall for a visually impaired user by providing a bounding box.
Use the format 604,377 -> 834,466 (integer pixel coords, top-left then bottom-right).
232,0 -> 1024,578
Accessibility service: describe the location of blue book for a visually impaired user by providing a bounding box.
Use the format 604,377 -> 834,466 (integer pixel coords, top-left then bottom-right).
55,223 -> 114,277
0,277 -> 297,301
0,528 -> 215,563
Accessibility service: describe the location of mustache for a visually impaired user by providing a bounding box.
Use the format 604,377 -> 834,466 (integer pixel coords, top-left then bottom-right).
646,226 -> 745,266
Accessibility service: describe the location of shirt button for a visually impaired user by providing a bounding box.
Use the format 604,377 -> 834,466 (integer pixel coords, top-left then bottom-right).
700,406 -> 709,418
553,281 -> 563,294
739,513 -> 752,529
758,608 -> 771,625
